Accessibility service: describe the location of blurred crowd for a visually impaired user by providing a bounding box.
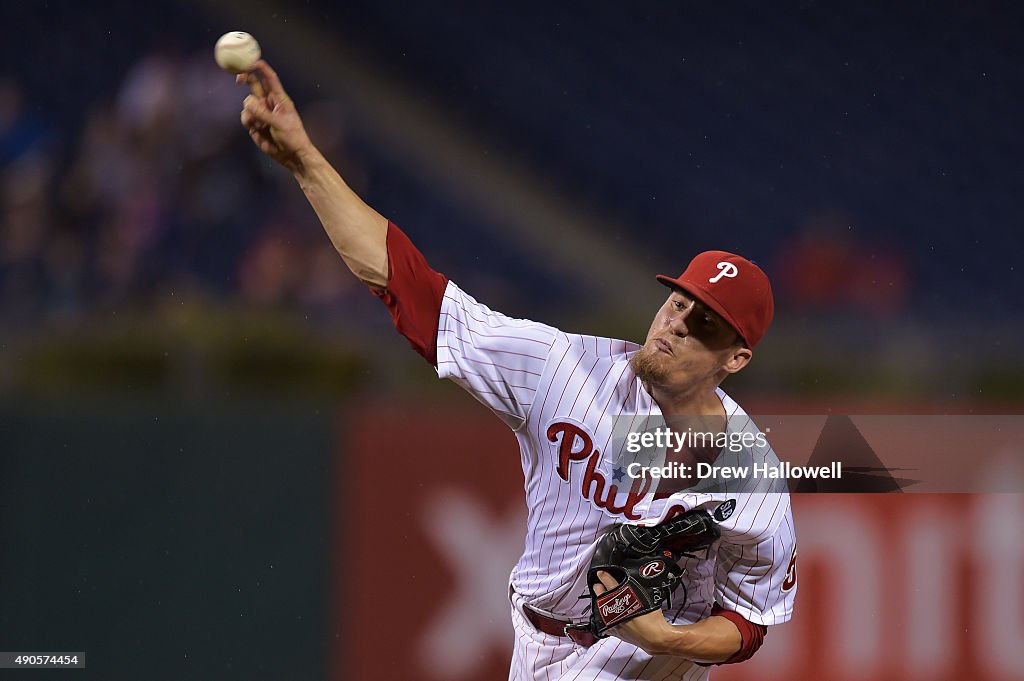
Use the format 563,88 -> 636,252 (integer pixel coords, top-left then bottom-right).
1,43 -> 919,336
0,50 -> 374,329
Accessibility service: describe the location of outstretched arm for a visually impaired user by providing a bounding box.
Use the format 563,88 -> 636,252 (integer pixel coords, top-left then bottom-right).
238,60 -> 389,289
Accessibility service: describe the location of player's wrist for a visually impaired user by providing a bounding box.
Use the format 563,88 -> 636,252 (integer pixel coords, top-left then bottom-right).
648,621 -> 690,657
658,619 -> 742,663
624,618 -> 679,657
290,144 -> 328,180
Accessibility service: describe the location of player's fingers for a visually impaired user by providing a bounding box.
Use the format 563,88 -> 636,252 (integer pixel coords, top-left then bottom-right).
234,71 -> 265,98
596,570 -> 619,590
235,71 -> 260,94
241,113 -> 269,137
253,59 -> 287,98
248,78 -> 265,98
242,94 -> 278,126
241,103 -> 273,129
248,126 -> 277,155
268,90 -> 292,112
259,138 -> 277,156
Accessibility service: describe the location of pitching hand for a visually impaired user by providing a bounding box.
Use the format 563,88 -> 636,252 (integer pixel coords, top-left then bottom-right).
592,570 -> 674,655
237,60 -> 314,172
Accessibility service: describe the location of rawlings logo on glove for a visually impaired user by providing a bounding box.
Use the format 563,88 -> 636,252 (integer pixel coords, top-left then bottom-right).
597,588 -> 642,623
570,509 -> 721,641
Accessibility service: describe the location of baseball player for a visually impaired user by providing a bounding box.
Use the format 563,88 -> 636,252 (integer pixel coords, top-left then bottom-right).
237,60 -> 796,680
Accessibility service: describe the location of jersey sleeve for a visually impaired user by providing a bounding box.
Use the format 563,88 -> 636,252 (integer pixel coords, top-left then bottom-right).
713,505 -> 797,626
372,221 -> 449,366
436,282 -> 559,430
708,604 -> 767,664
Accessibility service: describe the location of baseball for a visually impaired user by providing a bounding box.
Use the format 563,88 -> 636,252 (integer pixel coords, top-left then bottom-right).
214,31 -> 261,74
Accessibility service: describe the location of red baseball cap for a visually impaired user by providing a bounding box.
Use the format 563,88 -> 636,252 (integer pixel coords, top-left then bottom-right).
655,251 -> 775,348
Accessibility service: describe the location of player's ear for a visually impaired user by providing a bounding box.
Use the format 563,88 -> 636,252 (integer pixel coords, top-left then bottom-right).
721,345 -> 752,374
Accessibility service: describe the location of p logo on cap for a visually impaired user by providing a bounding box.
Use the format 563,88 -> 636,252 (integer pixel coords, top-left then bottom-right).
655,251 -> 774,348
709,262 -> 739,284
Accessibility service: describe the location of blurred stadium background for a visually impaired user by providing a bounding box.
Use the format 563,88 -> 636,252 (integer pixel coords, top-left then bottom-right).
1,1 -> 1022,679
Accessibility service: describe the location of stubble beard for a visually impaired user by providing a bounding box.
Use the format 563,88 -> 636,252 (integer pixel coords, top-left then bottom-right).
630,344 -> 671,386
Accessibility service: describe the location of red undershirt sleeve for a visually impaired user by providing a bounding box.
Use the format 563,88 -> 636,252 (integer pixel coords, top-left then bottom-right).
370,221 -> 449,366
705,603 -> 767,664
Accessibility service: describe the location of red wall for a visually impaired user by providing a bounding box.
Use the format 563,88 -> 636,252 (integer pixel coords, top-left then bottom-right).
337,402 -> 1024,681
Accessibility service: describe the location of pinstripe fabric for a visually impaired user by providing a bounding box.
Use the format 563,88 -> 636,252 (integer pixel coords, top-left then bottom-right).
437,282 -> 796,679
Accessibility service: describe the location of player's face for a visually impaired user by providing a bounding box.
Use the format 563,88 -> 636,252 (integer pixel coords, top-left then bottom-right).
631,290 -> 752,391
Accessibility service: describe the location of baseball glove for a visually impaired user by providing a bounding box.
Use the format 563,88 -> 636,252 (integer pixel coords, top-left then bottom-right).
571,510 -> 721,639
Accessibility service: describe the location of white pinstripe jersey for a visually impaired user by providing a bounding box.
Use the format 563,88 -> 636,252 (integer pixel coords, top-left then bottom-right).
436,281 -> 797,635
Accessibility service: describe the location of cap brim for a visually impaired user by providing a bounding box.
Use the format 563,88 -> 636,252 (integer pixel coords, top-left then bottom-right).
655,274 -> 747,345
